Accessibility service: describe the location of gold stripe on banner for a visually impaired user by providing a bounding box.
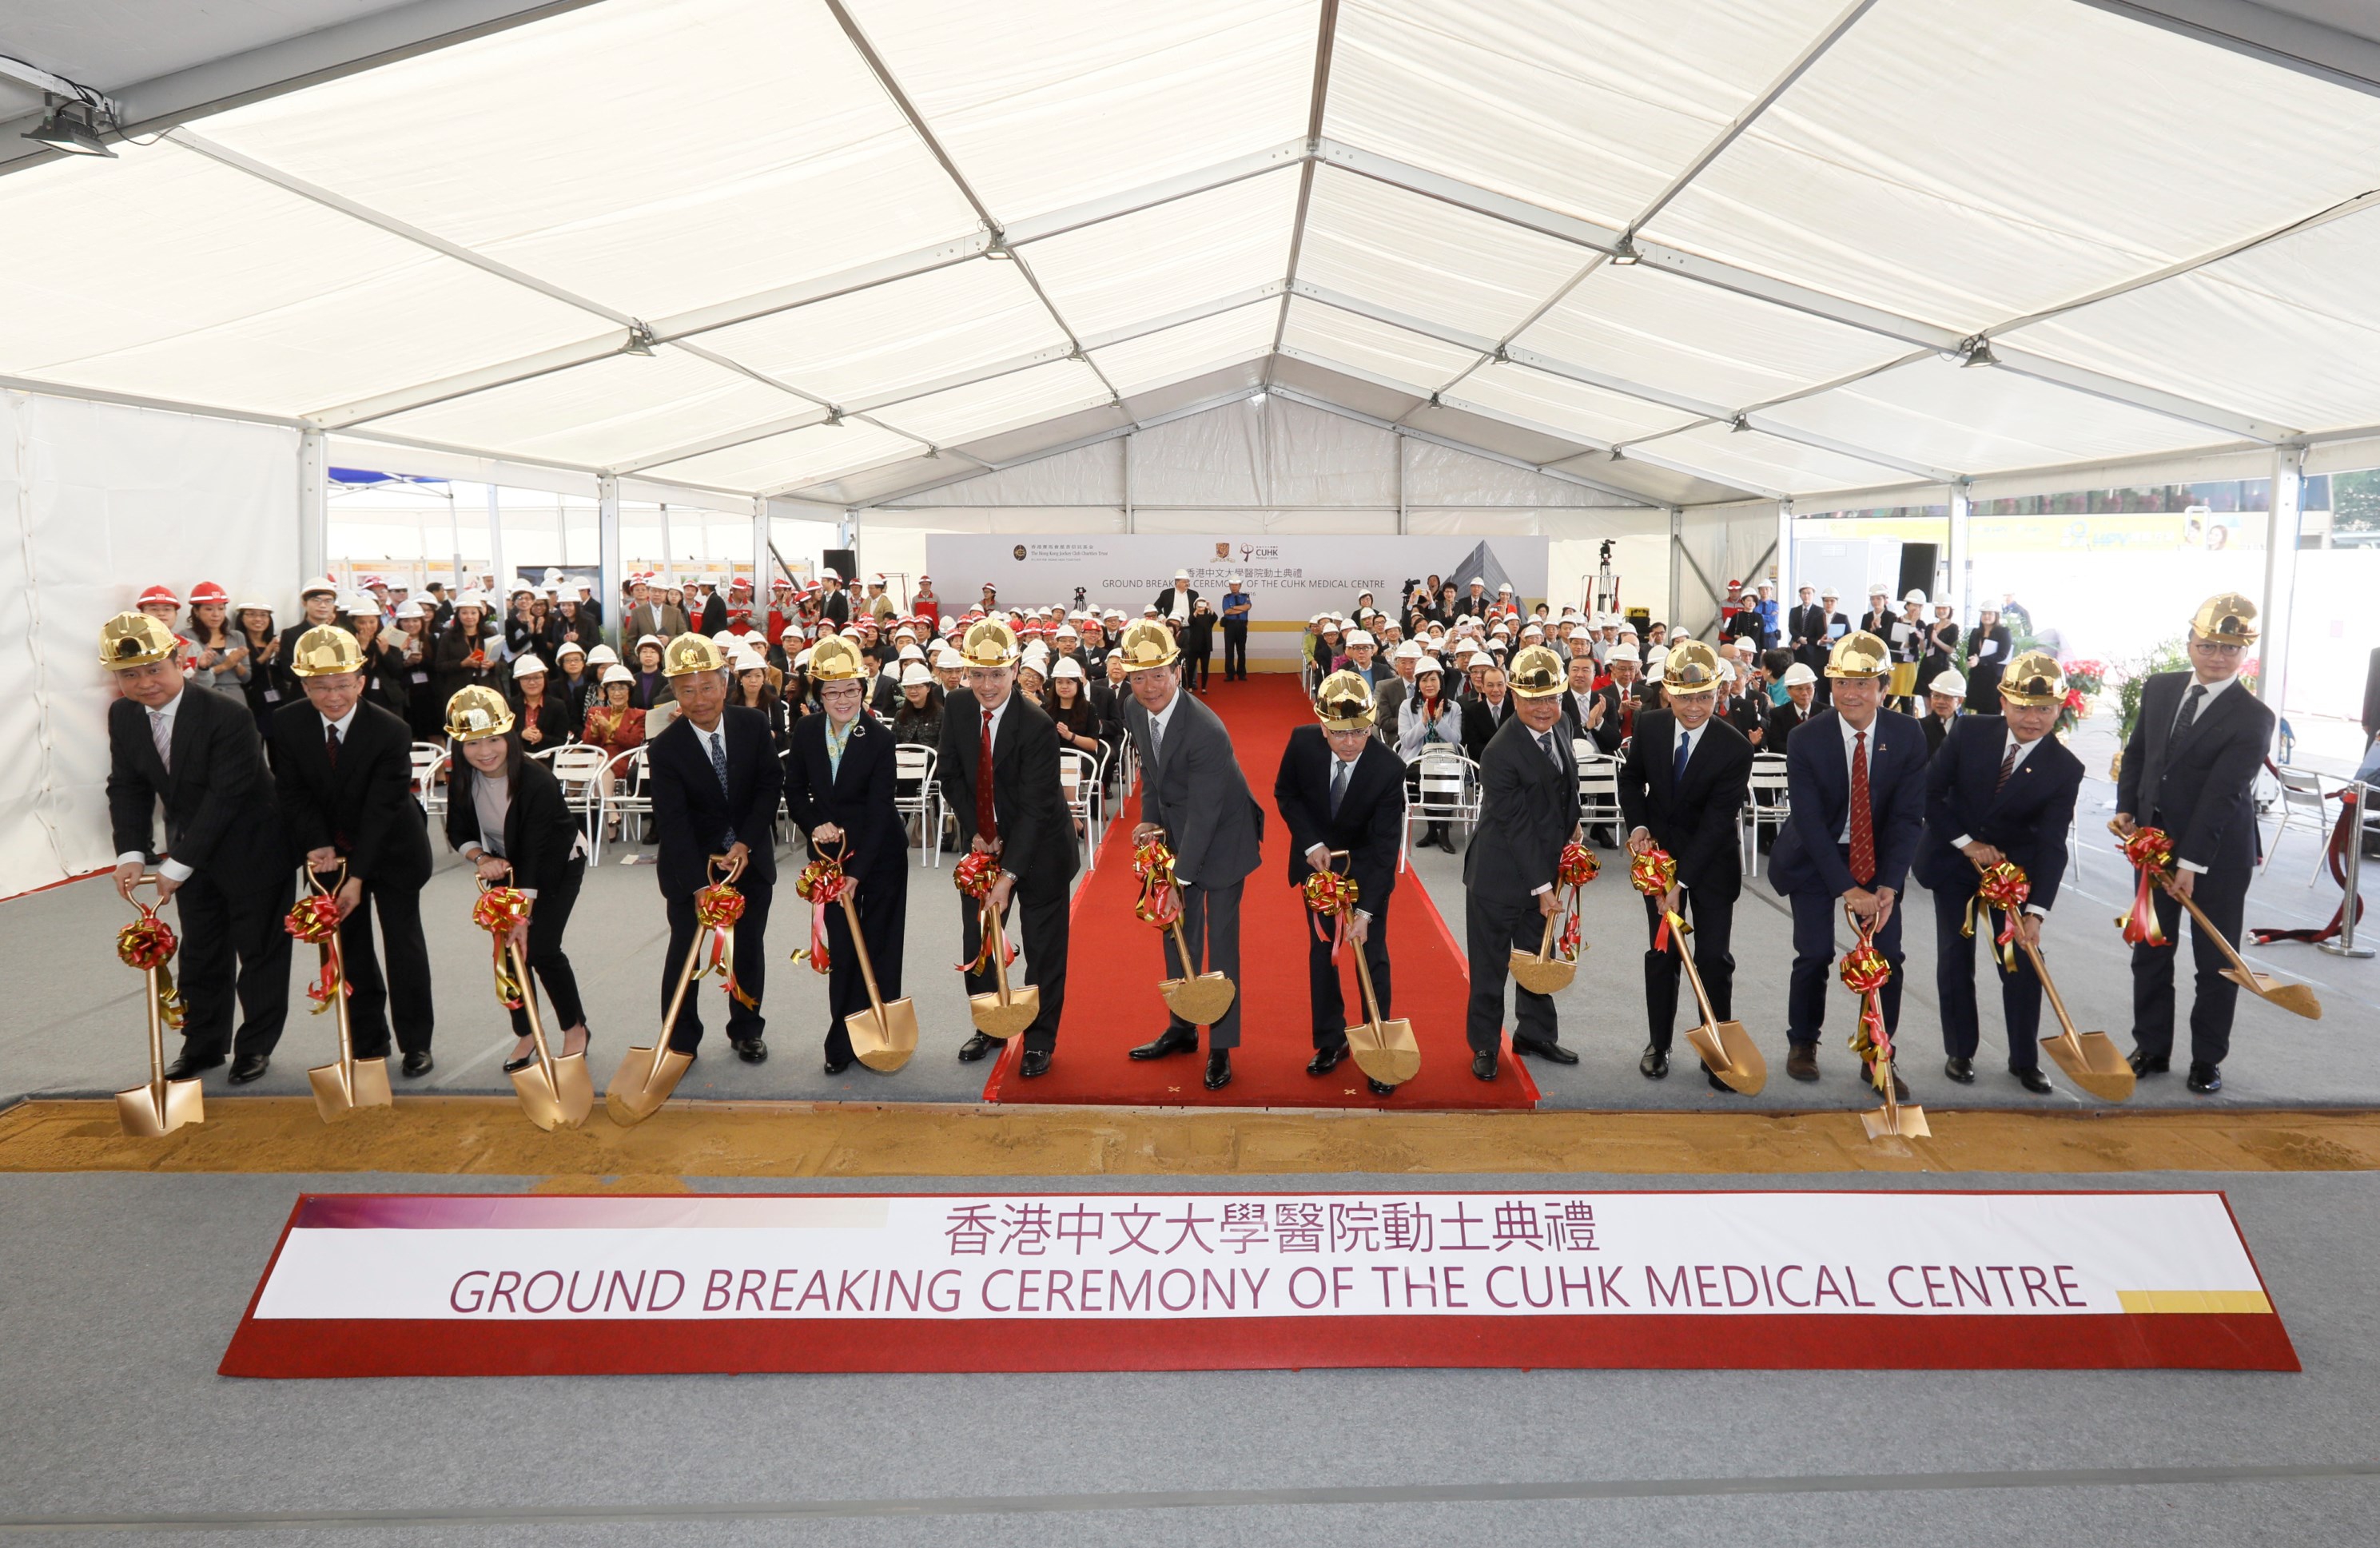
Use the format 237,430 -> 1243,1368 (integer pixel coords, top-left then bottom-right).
3,1099 -> 2380,1180
2117,1290 -> 2277,1315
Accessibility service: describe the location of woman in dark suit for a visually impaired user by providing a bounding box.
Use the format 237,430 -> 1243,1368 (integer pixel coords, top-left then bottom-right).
507,655 -> 580,750
346,602 -> 412,722
431,599 -> 499,716
443,686 -> 590,1072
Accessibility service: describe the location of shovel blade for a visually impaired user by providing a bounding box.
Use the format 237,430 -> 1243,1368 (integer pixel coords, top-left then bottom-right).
1346,1017 -> 1420,1086
2040,1030 -> 2135,1102
969,986 -> 1040,1039
848,997 -> 919,1072
308,1057 -> 392,1122
508,1064 -> 569,1132
1685,1020 -> 1766,1095
2223,968 -> 2322,1020
510,1053 -> 595,1132
1508,948 -> 1577,997
1861,1102 -> 1930,1140
113,1078 -> 204,1137
1160,972 -> 1236,1026
603,1041 -> 693,1127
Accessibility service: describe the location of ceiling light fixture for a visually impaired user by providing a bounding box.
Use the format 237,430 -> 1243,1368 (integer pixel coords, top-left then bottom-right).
1729,415 -> 1752,434
22,99 -> 113,157
1248,389 -> 1268,407
1608,236 -> 1640,266
822,408 -> 846,427
1958,336 -> 1999,369
621,321 -> 658,357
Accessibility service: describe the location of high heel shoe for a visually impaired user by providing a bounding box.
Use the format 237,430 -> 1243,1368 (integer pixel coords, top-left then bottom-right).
501,1044 -> 536,1074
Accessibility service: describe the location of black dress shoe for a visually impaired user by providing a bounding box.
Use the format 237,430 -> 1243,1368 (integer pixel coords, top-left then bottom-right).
1706,1066 -> 1733,1093
734,1037 -> 768,1064
1204,1050 -> 1232,1090
2187,1061 -> 2223,1094
1367,1078 -> 1395,1097
163,1053 -> 223,1082
1020,1049 -> 1052,1078
1129,1028 -> 1200,1061
1472,1049 -> 1498,1081
823,1049 -> 854,1075
1307,1042 -> 1349,1076
1785,1044 -> 1820,1082
228,1053 -> 270,1085
1944,1056 -> 1976,1084
400,1050 -> 434,1078
1638,1046 -> 1669,1079
2012,1066 -> 2053,1094
1513,1036 -> 1578,1065
2127,1048 -> 2170,1076
957,1031 -> 999,1063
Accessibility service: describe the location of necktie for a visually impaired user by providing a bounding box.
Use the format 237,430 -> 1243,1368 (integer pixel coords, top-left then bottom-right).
324,722 -> 340,770
1849,729 -> 1875,885
1538,730 -> 1558,769
977,709 -> 1000,844
149,710 -> 173,773
1328,757 -> 1348,818
709,729 -> 730,799
2172,682 -> 2207,738
1996,739 -> 2019,793
1150,714 -> 1164,771
1672,730 -> 1691,788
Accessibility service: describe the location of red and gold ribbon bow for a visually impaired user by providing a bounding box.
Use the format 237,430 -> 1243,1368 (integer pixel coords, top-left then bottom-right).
470,885 -> 531,1009
950,849 -> 1017,973
1132,837 -> 1180,929
1837,916 -> 1894,1085
1554,842 -> 1599,961
117,905 -> 185,1030
2116,826 -> 2174,947
694,879 -> 756,1006
1302,869 -> 1359,960
1627,846 -> 1684,952
791,858 -> 851,974
1961,861 -> 2031,973
284,891 -> 347,1015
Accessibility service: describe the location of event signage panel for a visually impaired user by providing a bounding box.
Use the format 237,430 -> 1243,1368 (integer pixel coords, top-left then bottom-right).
221,1191 -> 2293,1375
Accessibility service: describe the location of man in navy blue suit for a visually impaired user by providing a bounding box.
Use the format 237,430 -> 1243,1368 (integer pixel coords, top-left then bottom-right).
650,632 -> 783,1064
1915,651 -> 2083,1094
1768,631 -> 1926,1090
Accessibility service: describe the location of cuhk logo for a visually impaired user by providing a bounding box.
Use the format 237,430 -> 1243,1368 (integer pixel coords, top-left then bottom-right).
1214,543 -> 1231,559
1012,545 -> 1028,561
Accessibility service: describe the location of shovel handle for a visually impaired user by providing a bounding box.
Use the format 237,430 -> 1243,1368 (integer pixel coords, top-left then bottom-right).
2167,885 -> 2260,980
1349,927 -> 1385,1033
2018,938 -> 2087,1053
709,850 -> 746,885
1536,909 -> 1559,962
837,891 -> 889,1014
657,921 -> 709,1048
985,897 -> 1015,1005
306,859 -> 349,897
1669,913 -> 1722,1029
507,941 -> 560,1086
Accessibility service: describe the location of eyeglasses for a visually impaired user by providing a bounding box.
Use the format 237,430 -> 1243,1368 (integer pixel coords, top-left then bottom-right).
2189,639 -> 2246,657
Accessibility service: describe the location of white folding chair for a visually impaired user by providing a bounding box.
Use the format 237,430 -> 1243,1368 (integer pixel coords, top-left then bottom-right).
1577,753 -> 1622,841
599,746 -> 652,854
2264,766 -> 2330,882
1059,748 -> 1100,870
1743,752 -> 1791,876
893,742 -> 941,867
1401,748 -> 1481,870
408,742 -> 449,825
541,743 -> 611,856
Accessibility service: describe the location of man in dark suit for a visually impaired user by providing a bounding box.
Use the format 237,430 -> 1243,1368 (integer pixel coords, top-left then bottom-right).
1964,605 -> 2013,706
1785,585 -> 1829,666
1916,651 -> 2083,1094
1152,570 -> 1200,630
1275,671 -> 1407,1097
272,624 -> 437,1076
2115,594 -> 2277,1094
1920,671 -> 1965,757
694,584 -> 728,636
1120,620 -> 1264,1090
1765,662 -> 1820,749
940,619 -> 1077,1077
1559,648 -> 1625,756
1463,646 -> 1583,1081
1462,663 -> 1516,763
649,632 -> 782,1063
102,613 -> 294,1084
619,576 -> 689,650
1807,587 -> 1848,702
1618,641 -> 1755,1089
784,636 -> 905,1074
1768,631 -> 1926,1088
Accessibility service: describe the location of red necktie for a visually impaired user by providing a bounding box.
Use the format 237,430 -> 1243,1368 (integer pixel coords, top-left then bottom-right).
977,709 -> 998,845
1849,729 -> 1874,885
324,722 -> 341,770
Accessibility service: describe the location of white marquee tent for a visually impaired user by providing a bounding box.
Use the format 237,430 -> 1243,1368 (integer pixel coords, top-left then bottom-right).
6,0 -> 2380,893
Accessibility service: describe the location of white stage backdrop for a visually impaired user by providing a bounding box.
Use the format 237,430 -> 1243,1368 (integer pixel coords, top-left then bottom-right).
0,393 -> 299,900
922,535 -> 1551,667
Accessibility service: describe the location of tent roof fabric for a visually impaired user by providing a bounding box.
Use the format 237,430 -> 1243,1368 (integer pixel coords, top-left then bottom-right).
6,0 -> 2380,509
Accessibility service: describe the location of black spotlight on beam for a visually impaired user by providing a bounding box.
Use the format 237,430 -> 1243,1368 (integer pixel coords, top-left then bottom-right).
23,99 -> 114,157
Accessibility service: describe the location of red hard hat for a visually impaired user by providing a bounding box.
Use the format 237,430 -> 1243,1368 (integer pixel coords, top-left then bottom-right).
137,583 -> 181,608
187,581 -> 229,607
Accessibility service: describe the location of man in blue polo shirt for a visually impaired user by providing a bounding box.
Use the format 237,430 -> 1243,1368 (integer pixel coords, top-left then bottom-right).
1220,576 -> 1252,681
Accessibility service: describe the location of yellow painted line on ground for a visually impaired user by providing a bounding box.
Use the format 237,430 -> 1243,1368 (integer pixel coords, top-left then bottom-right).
3,1098 -> 2378,1180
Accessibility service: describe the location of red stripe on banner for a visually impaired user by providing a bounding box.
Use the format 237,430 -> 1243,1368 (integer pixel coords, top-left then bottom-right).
219,1310 -> 2298,1379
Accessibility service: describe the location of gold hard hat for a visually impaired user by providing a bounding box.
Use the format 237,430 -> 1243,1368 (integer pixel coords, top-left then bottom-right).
1114,617 -> 1180,671
1662,639 -> 1721,692
1507,644 -> 1566,698
959,618 -> 1020,669
1996,650 -> 2064,708
661,631 -> 727,677
98,611 -> 177,671
288,624 -> 364,678
807,634 -> 866,682
444,685 -> 515,742
1314,670 -> 1376,731
1825,629 -> 1892,679
2189,591 -> 2259,646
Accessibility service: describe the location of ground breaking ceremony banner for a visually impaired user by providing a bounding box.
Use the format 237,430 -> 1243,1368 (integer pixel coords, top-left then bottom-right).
921,535 -> 1552,669
221,1191 -> 2294,1376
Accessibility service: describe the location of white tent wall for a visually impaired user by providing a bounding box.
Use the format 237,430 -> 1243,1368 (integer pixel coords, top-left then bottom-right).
1673,503 -> 1785,639
0,392 -> 299,900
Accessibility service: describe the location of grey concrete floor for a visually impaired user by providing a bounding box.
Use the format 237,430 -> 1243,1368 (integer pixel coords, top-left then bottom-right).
0,1168 -> 2372,1544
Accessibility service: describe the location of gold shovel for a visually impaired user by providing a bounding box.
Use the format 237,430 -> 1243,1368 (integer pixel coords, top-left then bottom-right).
505,940 -> 595,1130
836,883 -> 918,1072
114,877 -> 203,1137
1848,903 -> 1926,1141
1345,930 -> 1419,1086
968,898 -> 1039,1041
2024,940 -> 2133,1101
301,866 -> 392,1122
604,853 -> 734,1126
2174,889 -> 2323,1021
1668,909 -> 1765,1094
1508,909 -> 1580,996
1158,907 -> 1238,1025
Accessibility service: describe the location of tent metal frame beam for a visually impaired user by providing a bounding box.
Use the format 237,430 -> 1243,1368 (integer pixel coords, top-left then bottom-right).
1267,376 -> 1656,507
2079,0 -> 2380,99
1272,0 -> 1344,359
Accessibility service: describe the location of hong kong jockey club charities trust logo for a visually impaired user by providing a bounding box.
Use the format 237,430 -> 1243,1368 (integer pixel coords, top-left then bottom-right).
1013,545 -> 1028,561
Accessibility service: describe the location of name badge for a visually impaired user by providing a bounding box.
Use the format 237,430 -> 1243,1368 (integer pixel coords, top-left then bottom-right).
410,671 -> 429,683
264,689 -> 283,702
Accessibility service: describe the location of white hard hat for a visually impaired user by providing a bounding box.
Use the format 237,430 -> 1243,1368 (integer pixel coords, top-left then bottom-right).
600,664 -> 634,686
1343,629 -> 1375,648
511,654 -> 547,676
1929,671 -> 1968,698
1393,639 -> 1423,659
1904,588 -> 1928,606
1413,655 -> 1444,675
587,643 -> 619,665
1606,644 -> 1640,663
1053,656 -> 1086,680
898,662 -> 933,686
1781,663 -> 1818,687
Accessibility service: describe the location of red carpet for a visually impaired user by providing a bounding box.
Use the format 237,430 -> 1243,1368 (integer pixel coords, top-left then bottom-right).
985,676 -> 1538,1109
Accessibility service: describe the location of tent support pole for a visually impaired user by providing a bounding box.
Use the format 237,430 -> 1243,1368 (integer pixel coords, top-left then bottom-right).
297,429 -> 328,587
1773,499 -> 1794,625
1123,431 -> 1135,533
1667,506 -> 1684,632
1395,431 -> 1407,535
752,496 -> 770,597
1947,479 -> 1972,641
2257,444 -> 2305,722
485,483 -> 504,599
597,475 -> 619,650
